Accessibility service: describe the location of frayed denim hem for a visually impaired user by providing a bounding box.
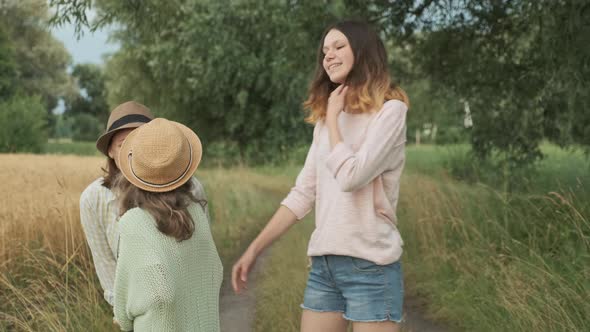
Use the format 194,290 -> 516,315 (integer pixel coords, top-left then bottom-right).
300,304 -> 345,314
342,313 -> 403,324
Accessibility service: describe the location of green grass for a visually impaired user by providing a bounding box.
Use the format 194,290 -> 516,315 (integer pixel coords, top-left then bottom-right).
533,144 -> 590,193
252,144 -> 590,332
254,219 -> 313,332
404,143 -> 469,175
3,144 -> 588,331
396,173 -> 589,332
43,140 -> 99,156
406,143 -> 590,195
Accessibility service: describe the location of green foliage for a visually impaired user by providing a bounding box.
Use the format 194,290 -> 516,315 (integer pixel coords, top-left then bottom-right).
50,0 -> 590,169
444,143 -> 590,194
53,0 -> 422,163
0,95 -> 48,153
43,140 -> 98,156
0,0 -> 74,145
70,113 -> 102,142
100,0 -> 338,163
65,63 -> 110,123
404,78 -> 467,144
0,0 -> 73,112
0,25 -> 16,99
53,113 -> 75,139
409,0 -> 590,180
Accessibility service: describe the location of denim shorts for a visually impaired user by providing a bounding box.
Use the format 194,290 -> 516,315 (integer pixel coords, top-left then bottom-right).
301,255 -> 403,322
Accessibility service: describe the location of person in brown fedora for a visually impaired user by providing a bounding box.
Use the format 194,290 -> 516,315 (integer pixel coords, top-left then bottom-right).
79,101 -> 210,308
111,118 -> 222,331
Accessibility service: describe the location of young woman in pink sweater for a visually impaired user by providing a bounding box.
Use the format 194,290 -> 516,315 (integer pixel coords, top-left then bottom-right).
232,20 -> 409,332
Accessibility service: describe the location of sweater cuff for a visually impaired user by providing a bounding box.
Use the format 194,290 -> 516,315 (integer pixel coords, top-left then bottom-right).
116,317 -> 133,331
325,142 -> 354,177
280,198 -> 309,221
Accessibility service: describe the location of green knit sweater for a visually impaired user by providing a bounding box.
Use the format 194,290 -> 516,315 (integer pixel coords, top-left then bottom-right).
114,203 -> 223,332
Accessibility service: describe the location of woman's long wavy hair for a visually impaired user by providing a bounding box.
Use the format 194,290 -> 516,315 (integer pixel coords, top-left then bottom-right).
101,158 -> 119,189
304,20 -> 409,123
113,174 -> 207,241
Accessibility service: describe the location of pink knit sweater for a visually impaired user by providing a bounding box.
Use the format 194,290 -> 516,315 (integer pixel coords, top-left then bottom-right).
281,99 -> 407,265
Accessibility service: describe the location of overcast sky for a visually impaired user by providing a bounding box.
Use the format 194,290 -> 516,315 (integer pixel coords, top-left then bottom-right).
50,18 -> 120,113
50,18 -> 120,65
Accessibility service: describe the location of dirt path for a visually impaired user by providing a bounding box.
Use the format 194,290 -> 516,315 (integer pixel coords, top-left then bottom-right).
219,251 -> 269,332
402,296 -> 450,332
220,253 -> 450,332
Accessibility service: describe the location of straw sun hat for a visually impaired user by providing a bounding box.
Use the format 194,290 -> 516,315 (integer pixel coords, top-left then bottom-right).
117,118 -> 202,193
96,101 -> 154,156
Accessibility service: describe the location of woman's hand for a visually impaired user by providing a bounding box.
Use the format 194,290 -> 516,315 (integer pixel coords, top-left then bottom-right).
231,206 -> 298,294
231,248 -> 258,294
326,84 -> 348,122
326,85 -> 347,148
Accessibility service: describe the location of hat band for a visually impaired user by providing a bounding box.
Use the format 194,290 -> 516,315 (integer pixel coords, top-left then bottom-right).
127,141 -> 193,189
108,114 -> 152,132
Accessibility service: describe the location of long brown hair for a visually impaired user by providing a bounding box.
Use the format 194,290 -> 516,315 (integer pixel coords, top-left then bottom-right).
304,20 -> 409,123
113,174 -> 206,241
101,158 -> 119,189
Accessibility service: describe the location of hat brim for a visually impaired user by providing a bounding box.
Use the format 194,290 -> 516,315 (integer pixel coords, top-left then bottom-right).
96,122 -> 150,157
117,121 -> 202,193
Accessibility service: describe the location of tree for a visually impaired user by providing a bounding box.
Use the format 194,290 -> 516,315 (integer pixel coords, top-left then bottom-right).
55,0 -> 342,162
65,63 -> 109,123
70,113 -> 102,141
406,0 -> 590,188
51,0 -> 590,168
0,25 -> 17,100
0,95 -> 47,153
0,0 -> 75,145
0,0 -> 73,112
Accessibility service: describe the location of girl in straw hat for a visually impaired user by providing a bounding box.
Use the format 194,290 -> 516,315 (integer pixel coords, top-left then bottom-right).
111,118 -> 222,332
232,21 -> 409,332
79,101 -> 210,309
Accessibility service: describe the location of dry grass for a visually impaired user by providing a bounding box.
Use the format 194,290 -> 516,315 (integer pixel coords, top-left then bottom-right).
0,154 -> 102,266
0,154 -> 292,331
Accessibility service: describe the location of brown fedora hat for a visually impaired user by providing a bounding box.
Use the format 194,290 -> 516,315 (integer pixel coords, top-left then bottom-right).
117,118 -> 202,193
96,101 -> 154,156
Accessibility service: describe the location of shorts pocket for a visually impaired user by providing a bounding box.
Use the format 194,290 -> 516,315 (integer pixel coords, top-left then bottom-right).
349,256 -> 383,273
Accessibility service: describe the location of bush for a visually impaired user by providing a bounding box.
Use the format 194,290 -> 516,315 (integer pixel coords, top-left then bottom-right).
435,125 -> 470,144
0,95 -> 47,153
53,113 -> 75,139
70,113 -> 102,142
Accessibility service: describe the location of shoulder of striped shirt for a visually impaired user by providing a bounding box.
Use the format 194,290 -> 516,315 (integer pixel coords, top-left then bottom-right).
80,177 -> 112,204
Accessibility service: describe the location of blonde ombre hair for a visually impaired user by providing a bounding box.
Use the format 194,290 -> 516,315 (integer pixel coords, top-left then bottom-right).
304,20 -> 409,123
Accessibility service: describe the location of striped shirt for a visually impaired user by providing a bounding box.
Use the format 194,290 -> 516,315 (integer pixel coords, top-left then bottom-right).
79,176 -> 209,306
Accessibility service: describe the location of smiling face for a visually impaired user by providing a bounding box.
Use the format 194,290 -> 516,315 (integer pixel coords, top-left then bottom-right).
322,29 -> 355,84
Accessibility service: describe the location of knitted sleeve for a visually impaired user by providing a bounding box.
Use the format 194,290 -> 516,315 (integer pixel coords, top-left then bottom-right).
280,123 -> 320,220
113,208 -> 164,331
113,216 -> 137,331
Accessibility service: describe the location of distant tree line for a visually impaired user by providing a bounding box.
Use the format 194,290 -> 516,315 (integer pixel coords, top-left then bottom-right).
3,0 -> 588,180
0,0 -> 110,153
